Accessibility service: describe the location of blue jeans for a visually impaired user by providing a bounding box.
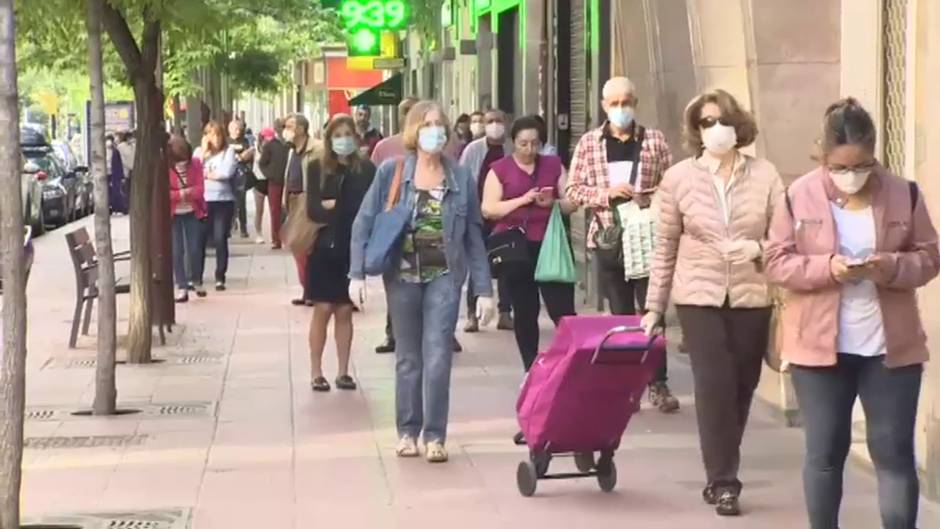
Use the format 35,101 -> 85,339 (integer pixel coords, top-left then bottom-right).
791,355 -> 922,529
387,274 -> 461,443
172,213 -> 205,289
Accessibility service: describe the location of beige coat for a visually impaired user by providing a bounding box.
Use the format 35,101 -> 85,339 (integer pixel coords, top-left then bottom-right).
645,154 -> 784,314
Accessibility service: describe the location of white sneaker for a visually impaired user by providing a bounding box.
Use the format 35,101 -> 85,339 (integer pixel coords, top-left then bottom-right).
396,436 -> 419,458
255,236 -> 265,245
425,441 -> 448,463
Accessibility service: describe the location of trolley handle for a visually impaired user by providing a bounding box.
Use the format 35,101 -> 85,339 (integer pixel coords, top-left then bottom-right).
590,325 -> 661,365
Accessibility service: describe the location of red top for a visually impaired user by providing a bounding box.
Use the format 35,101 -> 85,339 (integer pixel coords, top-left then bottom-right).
169,156 -> 207,219
491,154 -> 563,242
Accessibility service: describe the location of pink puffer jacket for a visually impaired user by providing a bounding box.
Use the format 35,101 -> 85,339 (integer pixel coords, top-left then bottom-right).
645,155 -> 784,314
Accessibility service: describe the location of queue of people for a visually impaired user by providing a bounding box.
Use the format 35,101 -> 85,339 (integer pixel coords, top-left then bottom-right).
165,89 -> 938,527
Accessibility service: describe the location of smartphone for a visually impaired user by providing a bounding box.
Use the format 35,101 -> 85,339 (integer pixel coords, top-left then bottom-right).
845,259 -> 867,269
538,187 -> 555,200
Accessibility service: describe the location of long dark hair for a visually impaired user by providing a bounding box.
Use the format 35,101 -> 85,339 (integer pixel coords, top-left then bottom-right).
320,114 -> 362,177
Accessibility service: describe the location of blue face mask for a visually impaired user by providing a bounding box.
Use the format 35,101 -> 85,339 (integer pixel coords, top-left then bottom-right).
607,106 -> 635,129
331,136 -> 357,156
418,126 -> 447,154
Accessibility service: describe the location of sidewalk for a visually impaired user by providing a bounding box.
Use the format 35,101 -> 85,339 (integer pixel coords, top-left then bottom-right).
17,215 -> 940,529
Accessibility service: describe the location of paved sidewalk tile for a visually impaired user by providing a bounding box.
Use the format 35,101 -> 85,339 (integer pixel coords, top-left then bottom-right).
17,215 -> 940,528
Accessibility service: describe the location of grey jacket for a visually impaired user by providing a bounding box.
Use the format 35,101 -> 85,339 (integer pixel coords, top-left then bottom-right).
348,155 -> 493,297
459,136 -> 514,183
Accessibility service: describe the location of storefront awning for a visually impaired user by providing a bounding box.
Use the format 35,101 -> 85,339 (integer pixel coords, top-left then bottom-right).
348,74 -> 403,107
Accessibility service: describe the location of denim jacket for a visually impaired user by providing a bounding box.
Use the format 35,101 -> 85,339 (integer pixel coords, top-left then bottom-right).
349,155 -> 493,296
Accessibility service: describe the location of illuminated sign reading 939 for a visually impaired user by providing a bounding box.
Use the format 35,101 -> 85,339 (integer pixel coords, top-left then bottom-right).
340,0 -> 409,31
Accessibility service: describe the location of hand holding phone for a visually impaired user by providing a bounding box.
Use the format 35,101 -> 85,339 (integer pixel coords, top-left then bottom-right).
535,186 -> 555,207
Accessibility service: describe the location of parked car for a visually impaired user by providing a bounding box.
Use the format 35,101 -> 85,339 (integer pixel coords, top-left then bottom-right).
20,157 -> 45,236
52,140 -> 93,216
23,147 -> 80,227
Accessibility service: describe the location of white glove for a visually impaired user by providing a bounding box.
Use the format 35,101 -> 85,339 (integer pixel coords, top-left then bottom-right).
640,311 -> 663,337
721,239 -> 762,264
348,279 -> 366,309
476,296 -> 496,327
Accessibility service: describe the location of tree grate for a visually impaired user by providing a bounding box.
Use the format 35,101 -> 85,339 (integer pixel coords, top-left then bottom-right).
26,409 -> 60,421
25,508 -> 191,529
43,355 -> 221,370
25,402 -> 216,422
25,434 -> 149,450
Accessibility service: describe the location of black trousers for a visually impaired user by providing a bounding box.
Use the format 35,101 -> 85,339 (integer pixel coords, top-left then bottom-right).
791,355 -> 921,529
597,264 -> 667,383
506,241 -> 576,371
205,201 -> 235,283
676,304 -> 771,489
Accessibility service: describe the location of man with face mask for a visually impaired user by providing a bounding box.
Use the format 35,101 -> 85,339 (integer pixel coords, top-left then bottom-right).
565,76 -> 679,414
282,113 -> 323,306
459,108 -> 515,331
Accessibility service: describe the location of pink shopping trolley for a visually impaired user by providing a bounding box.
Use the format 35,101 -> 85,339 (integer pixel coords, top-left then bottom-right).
515,315 -> 666,496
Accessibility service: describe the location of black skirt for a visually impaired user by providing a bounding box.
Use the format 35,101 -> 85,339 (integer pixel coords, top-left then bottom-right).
306,232 -> 352,304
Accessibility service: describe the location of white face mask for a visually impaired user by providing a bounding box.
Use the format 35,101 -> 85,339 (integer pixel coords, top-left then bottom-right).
701,123 -> 737,155
470,122 -> 485,138
331,136 -> 357,157
485,123 -> 505,141
829,169 -> 872,195
418,126 -> 447,154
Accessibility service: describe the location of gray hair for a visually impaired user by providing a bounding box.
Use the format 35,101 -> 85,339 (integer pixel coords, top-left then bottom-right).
286,113 -> 309,134
602,77 -> 637,100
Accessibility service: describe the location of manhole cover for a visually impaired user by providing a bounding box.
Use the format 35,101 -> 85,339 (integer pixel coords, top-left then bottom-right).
25,434 -> 149,450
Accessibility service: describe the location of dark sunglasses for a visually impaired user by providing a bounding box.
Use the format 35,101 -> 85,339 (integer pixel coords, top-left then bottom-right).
698,116 -> 733,129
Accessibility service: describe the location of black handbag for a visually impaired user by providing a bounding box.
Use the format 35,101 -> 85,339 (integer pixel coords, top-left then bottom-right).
592,126 -> 645,270
486,226 -> 529,273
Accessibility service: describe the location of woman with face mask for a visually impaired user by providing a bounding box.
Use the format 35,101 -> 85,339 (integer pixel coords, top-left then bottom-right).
195,120 -> 237,291
764,99 -> 939,529
305,115 -> 376,392
641,89 -> 784,516
481,115 -> 578,444
348,100 -> 495,463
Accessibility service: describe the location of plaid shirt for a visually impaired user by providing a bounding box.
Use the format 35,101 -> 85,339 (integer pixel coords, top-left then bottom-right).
565,122 -> 673,248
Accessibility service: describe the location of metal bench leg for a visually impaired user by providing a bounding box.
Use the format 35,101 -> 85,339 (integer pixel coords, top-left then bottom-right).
69,297 -> 83,348
81,298 -> 94,335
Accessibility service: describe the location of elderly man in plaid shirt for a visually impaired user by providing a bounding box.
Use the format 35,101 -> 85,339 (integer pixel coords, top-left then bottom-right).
565,76 -> 679,413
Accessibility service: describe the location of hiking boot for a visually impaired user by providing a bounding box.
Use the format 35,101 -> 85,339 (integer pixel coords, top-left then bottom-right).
649,381 -> 680,413
464,314 -> 479,333
497,312 -> 514,331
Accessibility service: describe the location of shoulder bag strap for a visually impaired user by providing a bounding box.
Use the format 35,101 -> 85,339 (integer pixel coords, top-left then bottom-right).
385,158 -> 404,211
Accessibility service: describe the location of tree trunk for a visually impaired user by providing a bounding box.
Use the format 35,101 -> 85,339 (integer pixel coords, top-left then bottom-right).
126,75 -> 160,364
0,1 -> 27,527
87,0 -> 117,414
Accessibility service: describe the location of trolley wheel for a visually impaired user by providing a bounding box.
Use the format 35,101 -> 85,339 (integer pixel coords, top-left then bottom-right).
597,459 -> 617,493
574,452 -> 595,473
517,461 -> 538,497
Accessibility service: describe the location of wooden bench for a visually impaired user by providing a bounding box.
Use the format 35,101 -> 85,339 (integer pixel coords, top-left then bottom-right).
65,227 -> 131,348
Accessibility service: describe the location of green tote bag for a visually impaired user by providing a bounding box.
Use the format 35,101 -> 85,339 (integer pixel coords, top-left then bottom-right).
534,203 -> 577,283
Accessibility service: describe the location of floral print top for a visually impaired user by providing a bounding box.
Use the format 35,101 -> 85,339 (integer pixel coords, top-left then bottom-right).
400,185 -> 449,283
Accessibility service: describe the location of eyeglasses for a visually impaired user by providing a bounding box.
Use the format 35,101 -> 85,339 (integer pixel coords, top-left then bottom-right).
698,116 -> 732,129
826,160 -> 877,173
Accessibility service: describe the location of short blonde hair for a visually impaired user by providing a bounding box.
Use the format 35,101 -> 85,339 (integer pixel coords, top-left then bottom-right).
402,100 -> 451,152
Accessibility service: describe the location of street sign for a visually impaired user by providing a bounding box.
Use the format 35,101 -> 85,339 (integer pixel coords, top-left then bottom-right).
373,57 -> 405,70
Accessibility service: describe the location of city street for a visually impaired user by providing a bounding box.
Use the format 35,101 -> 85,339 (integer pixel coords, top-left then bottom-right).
15,215 -> 940,529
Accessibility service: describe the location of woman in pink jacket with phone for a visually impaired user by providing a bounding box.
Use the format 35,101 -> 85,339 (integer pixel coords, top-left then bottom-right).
168,135 -> 207,302
764,98 -> 940,529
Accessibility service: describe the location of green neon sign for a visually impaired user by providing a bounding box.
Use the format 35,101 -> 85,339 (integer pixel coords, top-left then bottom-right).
340,0 -> 409,31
